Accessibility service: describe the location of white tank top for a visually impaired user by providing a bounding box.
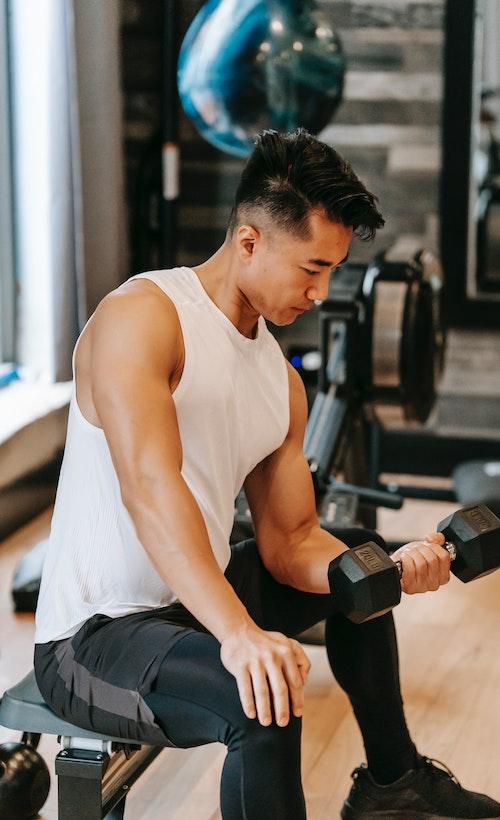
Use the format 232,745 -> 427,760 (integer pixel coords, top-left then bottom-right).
35,266 -> 290,643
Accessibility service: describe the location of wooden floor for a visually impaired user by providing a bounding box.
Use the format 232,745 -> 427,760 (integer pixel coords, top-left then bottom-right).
1,493 -> 500,819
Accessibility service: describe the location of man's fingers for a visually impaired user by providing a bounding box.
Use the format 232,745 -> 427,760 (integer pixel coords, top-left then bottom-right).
281,653 -> 305,718
424,540 -> 452,585
403,546 -> 435,592
425,532 -> 445,546
417,543 -> 442,590
236,667 -> 256,720
267,663 -> 292,727
398,549 -> 417,593
398,540 -> 451,592
251,664 -> 272,726
233,636 -> 311,726
290,639 -> 311,680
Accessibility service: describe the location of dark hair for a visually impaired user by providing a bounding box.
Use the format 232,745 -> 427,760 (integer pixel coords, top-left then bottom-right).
227,128 -> 384,240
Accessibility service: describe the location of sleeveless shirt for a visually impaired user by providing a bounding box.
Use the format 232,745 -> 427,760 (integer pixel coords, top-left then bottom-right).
34,267 -> 290,643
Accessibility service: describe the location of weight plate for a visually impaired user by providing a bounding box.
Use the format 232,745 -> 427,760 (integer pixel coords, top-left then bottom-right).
372,280 -> 407,389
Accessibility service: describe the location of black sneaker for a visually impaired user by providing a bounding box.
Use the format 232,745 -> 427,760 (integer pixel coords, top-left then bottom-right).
341,755 -> 500,819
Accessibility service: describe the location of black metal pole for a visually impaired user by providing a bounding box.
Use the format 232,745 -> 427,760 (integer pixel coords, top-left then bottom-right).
439,0 -> 474,327
161,0 -> 180,267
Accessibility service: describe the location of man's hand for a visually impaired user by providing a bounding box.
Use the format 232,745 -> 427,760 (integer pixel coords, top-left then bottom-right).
220,624 -> 311,727
390,532 -> 452,594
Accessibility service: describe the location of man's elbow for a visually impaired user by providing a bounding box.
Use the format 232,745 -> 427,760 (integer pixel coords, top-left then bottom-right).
253,527 -> 287,583
120,466 -> 177,512
256,524 -> 313,585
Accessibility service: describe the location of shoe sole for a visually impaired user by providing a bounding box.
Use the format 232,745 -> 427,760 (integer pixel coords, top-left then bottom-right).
341,808 -> 500,820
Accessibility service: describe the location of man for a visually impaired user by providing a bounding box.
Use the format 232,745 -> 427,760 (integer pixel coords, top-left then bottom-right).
34,130 -> 500,819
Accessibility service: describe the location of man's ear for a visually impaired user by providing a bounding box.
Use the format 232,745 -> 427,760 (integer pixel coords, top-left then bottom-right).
235,224 -> 260,263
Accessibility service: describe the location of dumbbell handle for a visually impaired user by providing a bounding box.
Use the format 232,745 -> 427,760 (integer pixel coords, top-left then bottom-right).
394,540 -> 457,578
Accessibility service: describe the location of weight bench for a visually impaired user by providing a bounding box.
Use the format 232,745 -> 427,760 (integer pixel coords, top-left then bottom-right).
0,669 -> 172,819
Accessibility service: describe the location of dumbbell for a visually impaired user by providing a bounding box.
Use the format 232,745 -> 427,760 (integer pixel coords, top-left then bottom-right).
0,740 -> 50,820
328,504 -> 500,624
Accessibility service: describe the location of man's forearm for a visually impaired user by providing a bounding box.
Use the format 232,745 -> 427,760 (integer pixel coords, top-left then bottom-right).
124,477 -> 254,643
271,525 -> 349,593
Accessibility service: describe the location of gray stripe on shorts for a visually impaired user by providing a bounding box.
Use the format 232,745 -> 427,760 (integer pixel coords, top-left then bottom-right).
54,639 -> 158,728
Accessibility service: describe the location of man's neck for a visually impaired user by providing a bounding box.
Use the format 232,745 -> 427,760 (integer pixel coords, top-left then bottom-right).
191,245 -> 260,340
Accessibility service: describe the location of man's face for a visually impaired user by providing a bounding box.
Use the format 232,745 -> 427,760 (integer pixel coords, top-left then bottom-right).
237,211 -> 353,326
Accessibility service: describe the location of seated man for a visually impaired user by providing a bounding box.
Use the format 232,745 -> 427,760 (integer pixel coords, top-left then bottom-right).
33,129 -> 500,819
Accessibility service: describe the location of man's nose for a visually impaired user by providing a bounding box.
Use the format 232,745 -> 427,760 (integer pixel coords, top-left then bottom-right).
306,271 -> 331,303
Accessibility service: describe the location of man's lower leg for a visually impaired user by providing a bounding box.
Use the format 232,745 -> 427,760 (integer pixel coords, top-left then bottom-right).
325,609 -> 418,785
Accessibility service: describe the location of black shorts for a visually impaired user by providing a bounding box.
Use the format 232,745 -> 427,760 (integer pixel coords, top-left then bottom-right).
34,529 -> 385,746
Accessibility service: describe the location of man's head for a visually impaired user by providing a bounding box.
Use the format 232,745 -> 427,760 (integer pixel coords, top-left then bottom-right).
226,129 -> 384,326
228,128 -> 384,242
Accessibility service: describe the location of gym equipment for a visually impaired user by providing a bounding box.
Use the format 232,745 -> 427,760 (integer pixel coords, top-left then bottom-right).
328,504 -> 500,623
307,244 -> 451,521
305,246 -> 444,506
437,504 -> 500,581
0,672 -> 167,820
328,540 -> 402,625
0,738 -> 50,820
453,460 -> 500,517
177,0 -> 345,157
314,246 -> 445,427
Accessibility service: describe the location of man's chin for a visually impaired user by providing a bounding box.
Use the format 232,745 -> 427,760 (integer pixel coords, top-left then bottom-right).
270,315 -> 298,326
262,307 -> 300,326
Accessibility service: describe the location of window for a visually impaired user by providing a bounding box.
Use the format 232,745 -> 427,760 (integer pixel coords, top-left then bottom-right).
0,0 -> 16,366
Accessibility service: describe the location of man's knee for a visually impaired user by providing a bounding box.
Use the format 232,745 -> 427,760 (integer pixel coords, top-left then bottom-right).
153,618 -> 303,754
226,710 -> 302,753
214,673 -> 303,752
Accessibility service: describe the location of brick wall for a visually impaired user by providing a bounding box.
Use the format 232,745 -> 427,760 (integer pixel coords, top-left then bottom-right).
120,0 -> 444,273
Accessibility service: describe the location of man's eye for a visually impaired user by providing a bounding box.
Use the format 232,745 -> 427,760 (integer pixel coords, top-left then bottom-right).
303,268 -> 319,275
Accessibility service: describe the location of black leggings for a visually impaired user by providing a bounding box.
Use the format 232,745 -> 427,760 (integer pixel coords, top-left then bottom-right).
144,530 -> 417,819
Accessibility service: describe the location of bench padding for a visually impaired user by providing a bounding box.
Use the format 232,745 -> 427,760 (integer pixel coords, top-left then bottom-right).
0,670 -> 145,744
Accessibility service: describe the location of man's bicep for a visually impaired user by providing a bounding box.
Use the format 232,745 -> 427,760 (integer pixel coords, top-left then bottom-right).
243,363 -> 318,565
244,442 -> 318,539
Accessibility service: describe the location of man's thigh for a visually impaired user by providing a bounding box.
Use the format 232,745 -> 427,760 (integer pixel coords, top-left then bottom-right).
227,527 -> 387,637
144,630 -> 253,748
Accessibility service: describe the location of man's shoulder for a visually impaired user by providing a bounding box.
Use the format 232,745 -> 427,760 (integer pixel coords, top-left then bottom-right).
95,278 -> 182,330
113,276 -> 178,310
90,279 -> 184,369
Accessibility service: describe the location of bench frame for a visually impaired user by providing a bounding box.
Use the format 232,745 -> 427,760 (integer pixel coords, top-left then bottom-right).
55,735 -> 162,819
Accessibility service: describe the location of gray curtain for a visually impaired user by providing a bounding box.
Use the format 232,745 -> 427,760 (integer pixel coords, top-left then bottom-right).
11,0 -> 128,383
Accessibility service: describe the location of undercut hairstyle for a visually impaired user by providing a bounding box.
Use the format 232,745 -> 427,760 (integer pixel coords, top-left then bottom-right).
227,129 -> 384,240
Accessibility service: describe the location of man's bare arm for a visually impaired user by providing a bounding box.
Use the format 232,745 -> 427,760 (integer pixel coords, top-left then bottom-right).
245,362 -> 452,598
90,287 -> 253,642
244,361 -> 349,593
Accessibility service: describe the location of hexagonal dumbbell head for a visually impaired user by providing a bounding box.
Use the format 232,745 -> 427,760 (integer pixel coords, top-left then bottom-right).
438,504 -> 500,583
328,541 -> 402,623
